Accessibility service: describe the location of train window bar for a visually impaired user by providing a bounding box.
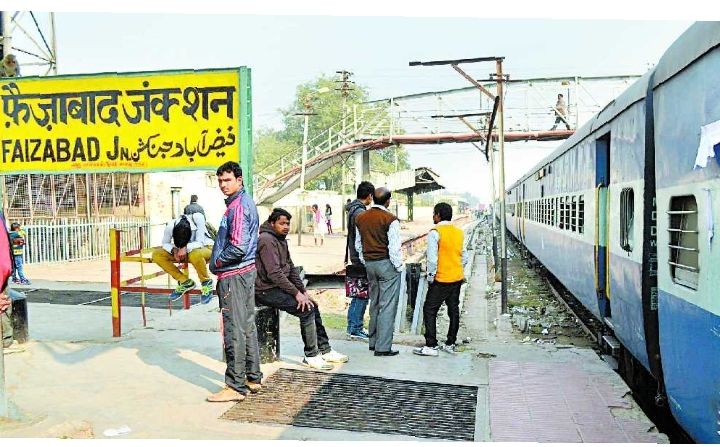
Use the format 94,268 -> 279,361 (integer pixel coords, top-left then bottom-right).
571,196 -> 577,232
667,261 -> 699,272
668,195 -> 699,290
667,244 -> 698,252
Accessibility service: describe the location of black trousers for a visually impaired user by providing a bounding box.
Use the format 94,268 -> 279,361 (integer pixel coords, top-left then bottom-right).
256,288 -> 331,357
423,280 -> 463,347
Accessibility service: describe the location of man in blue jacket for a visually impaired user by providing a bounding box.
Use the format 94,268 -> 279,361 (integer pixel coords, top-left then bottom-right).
207,161 -> 262,403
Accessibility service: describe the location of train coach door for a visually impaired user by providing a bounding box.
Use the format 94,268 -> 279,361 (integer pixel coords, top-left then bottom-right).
595,134 -> 612,318
520,183 -> 526,242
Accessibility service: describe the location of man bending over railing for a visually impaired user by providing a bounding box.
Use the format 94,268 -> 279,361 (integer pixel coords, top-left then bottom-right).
151,212 -> 214,303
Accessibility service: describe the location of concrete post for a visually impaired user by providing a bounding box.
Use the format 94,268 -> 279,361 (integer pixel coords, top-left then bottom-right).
0,11 -> 12,60
496,60 -> 508,315
354,149 -> 370,186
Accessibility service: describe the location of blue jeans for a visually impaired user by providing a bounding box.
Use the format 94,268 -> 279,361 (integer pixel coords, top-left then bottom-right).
346,297 -> 368,335
13,255 -> 27,281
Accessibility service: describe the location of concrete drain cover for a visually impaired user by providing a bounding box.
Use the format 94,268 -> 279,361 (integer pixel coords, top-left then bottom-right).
221,368 -> 477,441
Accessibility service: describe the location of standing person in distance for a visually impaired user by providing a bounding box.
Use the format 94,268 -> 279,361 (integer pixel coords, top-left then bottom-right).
311,204 -> 325,247
184,194 -> 205,216
325,204 -> 333,235
9,223 -> 30,285
207,161 -> 262,403
345,181 -> 374,341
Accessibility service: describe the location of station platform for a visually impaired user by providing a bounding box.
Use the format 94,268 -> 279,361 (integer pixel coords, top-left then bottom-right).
1,245 -> 668,441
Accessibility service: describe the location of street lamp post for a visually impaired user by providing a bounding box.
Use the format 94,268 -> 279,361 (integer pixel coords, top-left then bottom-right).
298,110 -> 311,246
295,87 -> 330,246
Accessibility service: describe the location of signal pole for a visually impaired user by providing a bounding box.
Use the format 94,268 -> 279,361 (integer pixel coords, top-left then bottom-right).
409,56 -> 509,313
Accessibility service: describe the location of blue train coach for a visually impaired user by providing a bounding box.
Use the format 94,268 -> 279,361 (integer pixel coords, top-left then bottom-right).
505,22 -> 720,443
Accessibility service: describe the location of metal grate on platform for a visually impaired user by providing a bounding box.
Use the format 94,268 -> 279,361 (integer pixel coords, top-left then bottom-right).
221,368 -> 478,441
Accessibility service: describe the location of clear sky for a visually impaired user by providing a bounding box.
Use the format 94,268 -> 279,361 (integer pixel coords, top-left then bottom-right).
7,3 -> 697,202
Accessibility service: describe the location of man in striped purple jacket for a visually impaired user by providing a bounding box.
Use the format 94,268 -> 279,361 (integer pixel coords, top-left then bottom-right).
207,161 -> 261,403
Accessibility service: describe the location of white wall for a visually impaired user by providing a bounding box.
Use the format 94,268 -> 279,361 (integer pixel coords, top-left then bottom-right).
144,171 -> 227,246
273,190 -> 347,232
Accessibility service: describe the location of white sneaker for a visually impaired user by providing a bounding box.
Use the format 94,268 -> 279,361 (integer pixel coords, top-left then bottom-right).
322,350 -> 349,363
413,346 -> 439,357
303,355 -> 333,370
441,344 -> 458,354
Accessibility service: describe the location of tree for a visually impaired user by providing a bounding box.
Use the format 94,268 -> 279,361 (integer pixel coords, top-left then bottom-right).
253,128 -> 297,179
254,74 -> 410,192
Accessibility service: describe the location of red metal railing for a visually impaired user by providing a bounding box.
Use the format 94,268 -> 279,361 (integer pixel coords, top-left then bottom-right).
110,227 -> 199,337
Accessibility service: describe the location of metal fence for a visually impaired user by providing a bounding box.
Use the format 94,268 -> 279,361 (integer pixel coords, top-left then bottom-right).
18,217 -> 151,264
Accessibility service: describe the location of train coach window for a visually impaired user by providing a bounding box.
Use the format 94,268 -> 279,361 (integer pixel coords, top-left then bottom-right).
668,195 -> 699,290
578,195 -> 585,234
620,188 -> 634,252
571,196 -> 577,232
544,199 -> 549,225
559,197 -> 565,229
564,196 -> 571,230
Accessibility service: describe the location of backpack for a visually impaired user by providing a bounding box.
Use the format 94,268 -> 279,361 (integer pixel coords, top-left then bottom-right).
185,213 -> 217,241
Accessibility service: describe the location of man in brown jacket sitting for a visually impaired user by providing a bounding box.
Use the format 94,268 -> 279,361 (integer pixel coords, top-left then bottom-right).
255,208 -> 349,370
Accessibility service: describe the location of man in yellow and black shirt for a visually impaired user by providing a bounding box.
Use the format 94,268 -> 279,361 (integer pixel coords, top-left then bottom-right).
414,203 -> 468,357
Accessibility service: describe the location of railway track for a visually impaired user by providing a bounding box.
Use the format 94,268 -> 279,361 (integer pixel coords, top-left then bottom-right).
545,279 -> 598,344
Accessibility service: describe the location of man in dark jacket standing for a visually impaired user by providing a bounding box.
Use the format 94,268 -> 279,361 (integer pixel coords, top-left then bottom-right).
183,194 -> 205,216
345,181 -> 374,340
256,208 -> 348,370
207,161 -> 262,403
